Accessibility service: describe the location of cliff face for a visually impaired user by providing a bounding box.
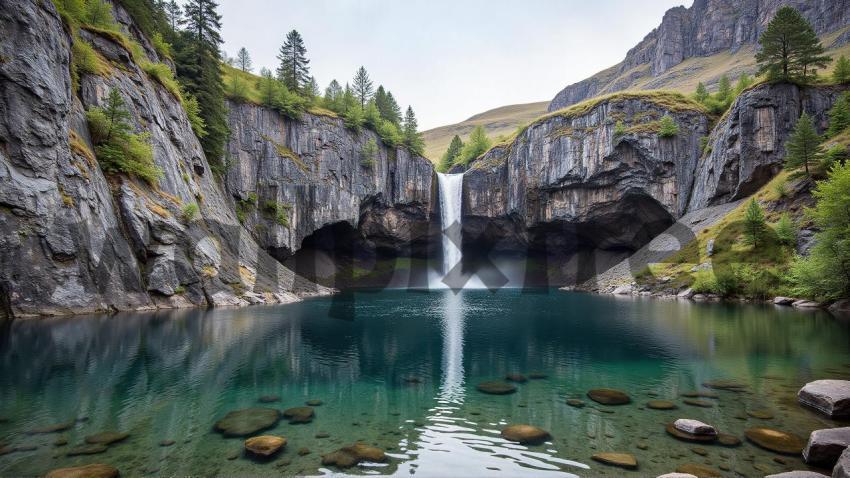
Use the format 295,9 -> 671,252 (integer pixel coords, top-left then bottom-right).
0,0 -> 335,317
224,103 -> 435,262
549,0 -> 850,111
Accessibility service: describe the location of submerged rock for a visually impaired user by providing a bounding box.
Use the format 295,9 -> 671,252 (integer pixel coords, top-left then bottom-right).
65,444 -> 108,456
666,423 -> 717,443
745,427 -> 806,455
258,395 -> 280,403
680,391 -> 719,399
746,410 -> 774,419
716,433 -> 742,447
591,452 -> 638,469
26,421 -> 74,434
505,373 -> 528,383
282,406 -> 315,424
45,464 -> 119,478
159,440 -> 175,447
675,463 -> 722,477
321,443 -> 387,469
566,399 -> 586,408
84,431 -> 128,446
528,372 -> 548,379
701,380 -> 747,391
683,399 -> 714,408
798,380 -> 850,418
802,427 -> 850,468
647,400 -> 677,410
674,419 -> 717,436
244,435 -> 286,457
305,399 -> 323,406
500,424 -> 551,445
214,408 -> 281,437
765,472 -> 829,478
476,381 -> 517,395
587,388 -> 631,405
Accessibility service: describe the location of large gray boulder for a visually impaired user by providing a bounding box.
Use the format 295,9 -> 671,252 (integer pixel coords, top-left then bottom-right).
765,472 -> 828,478
799,381 -> 850,418
834,447 -> 850,478
804,427 -> 850,468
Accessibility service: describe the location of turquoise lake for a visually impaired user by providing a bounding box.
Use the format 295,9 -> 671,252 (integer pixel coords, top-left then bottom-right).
1,289 -> 849,476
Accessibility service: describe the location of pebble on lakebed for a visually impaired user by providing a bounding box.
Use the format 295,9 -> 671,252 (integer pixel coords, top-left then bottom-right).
44,463 -> 119,478
745,427 -> 806,455
476,381 -> 517,395
282,406 -> 315,424
214,408 -> 281,437
587,388 -> 631,405
591,452 -> 638,469
244,435 -> 286,457
500,424 -> 551,445
321,443 -> 386,469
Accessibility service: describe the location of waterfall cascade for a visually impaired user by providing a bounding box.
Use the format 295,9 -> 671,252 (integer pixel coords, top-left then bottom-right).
436,173 -> 464,283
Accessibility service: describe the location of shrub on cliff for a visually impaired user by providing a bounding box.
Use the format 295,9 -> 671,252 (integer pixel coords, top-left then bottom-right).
457,126 -> 491,166
835,56 -> 850,84
789,163 -> 850,300
86,88 -> 162,185
658,115 -> 679,138
438,135 -> 464,172
826,92 -> 850,138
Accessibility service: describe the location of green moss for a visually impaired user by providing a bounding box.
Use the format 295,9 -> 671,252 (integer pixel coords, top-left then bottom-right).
262,201 -> 291,227
141,61 -> 182,101
181,202 -> 199,222
261,135 -> 307,172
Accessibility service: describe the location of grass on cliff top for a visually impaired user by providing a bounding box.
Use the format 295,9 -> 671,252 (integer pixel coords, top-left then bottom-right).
221,65 -> 338,118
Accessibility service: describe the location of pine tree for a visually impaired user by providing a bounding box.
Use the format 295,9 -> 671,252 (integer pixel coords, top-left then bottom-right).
694,82 -> 708,103
323,79 -> 343,112
364,100 -> 382,129
742,199 -> 767,247
374,86 -> 389,120
177,0 -> 228,170
716,75 -> 732,104
834,55 -> 850,84
774,213 -> 796,247
784,112 -> 823,176
236,47 -> 252,72
385,91 -> 402,126
756,6 -> 830,82
458,125 -> 491,166
276,30 -> 310,92
164,0 -> 182,30
827,92 -> 850,138
305,76 -> 320,100
257,67 -> 278,105
439,135 -> 464,172
402,106 -> 424,155
352,66 -> 373,108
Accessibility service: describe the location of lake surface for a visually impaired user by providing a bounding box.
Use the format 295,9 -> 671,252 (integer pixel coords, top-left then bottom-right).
1,289 -> 849,477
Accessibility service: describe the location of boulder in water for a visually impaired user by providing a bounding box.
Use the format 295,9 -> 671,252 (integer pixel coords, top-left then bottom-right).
245,435 -> 287,457
587,388 -> 631,405
305,399 -> 323,406
476,381 -> 517,395
566,399 -> 586,408
258,395 -> 280,403
214,408 -> 281,437
65,444 -> 108,456
26,421 -> 74,434
745,427 -> 806,455
45,464 -> 118,478
282,406 -> 314,424
505,373 -> 528,383
646,400 -> 677,410
765,472 -> 829,478
321,443 -> 386,469
673,419 -> 717,436
802,426 -> 850,468
798,380 -> 850,418
591,452 -> 638,469
85,431 -> 128,446
500,424 -> 551,445
675,463 -> 723,477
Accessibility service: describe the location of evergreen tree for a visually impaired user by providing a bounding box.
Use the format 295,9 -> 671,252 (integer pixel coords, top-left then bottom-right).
734,73 -> 753,95
716,75 -> 732,104
341,83 -> 357,113
402,106 -> 424,155
276,30 -> 310,92
458,125 -> 491,166
834,55 -> 850,84
742,199 -> 767,247
236,47 -> 252,72
693,82 -> 708,103
385,91 -> 402,126
774,213 -> 796,247
257,67 -> 278,105
784,112 -> 823,176
374,86 -> 390,120
164,0 -> 182,30
826,92 -> 850,138
352,66 -> 374,107
658,115 -> 679,138
439,135 -> 464,172
756,6 -> 830,82
364,100 -> 382,129
177,0 -> 228,170
323,79 -> 343,112
306,76 -> 320,100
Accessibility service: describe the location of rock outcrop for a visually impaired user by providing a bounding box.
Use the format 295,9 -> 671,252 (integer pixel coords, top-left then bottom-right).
549,0 -> 850,111
0,0 -> 330,317
224,102 -> 434,262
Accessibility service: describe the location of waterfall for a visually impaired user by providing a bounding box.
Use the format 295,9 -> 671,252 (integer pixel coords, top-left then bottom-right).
436,172 -> 464,278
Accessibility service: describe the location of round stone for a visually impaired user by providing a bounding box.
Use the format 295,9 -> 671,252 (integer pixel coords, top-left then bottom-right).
305,399 -> 323,406
666,423 -> 718,443
566,399 -> 586,408
282,406 -> 315,424
500,424 -> 552,445
717,433 -> 742,447
683,399 -> 714,408
321,443 -> 386,469
244,435 -> 286,457
647,400 -> 678,410
84,431 -> 128,446
505,373 -> 528,383
214,408 -> 281,437
591,452 -> 638,469
587,388 -> 631,405
45,464 -> 119,478
258,395 -> 280,403
65,444 -> 108,456
746,410 -> 774,419
159,440 -> 175,447
676,463 -> 723,477
745,427 -> 806,455
476,381 -> 517,395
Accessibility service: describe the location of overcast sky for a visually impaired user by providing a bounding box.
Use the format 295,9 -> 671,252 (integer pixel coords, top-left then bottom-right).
215,0 -> 690,130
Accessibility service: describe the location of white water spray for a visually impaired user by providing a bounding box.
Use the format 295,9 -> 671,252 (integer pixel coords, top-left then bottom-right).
436,172 -> 464,279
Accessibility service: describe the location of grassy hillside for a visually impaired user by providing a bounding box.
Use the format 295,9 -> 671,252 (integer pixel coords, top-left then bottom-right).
421,101 -> 548,162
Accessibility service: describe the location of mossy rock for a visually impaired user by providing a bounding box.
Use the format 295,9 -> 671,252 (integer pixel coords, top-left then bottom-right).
702,380 -> 747,391
476,381 -> 517,395
500,424 -> 551,445
27,421 -> 74,434
744,427 -> 805,454
587,388 -> 631,405
283,406 -> 315,424
591,452 -> 638,470
257,395 -> 280,403
214,408 -> 281,437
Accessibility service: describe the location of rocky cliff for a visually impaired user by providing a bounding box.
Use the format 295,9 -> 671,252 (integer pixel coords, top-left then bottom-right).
224,103 -> 435,263
549,0 -> 850,111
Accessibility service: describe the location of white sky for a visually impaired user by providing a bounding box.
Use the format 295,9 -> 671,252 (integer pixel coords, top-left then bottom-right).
214,0 -> 691,130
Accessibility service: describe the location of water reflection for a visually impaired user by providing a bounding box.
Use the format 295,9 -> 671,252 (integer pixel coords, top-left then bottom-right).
438,291 -> 466,404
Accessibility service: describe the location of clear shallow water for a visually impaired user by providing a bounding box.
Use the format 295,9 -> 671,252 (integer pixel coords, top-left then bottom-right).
1,289 -> 849,477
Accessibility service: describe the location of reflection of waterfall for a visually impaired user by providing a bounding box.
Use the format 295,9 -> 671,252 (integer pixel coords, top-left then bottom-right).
433,173 -> 464,288
438,291 -> 465,403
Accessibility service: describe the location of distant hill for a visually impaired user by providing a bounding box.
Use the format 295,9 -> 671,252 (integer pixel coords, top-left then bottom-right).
548,0 -> 850,111
421,101 -> 549,162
